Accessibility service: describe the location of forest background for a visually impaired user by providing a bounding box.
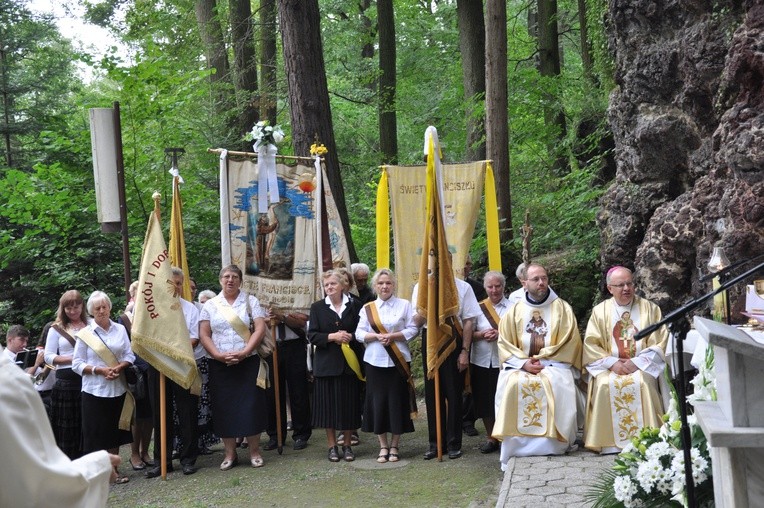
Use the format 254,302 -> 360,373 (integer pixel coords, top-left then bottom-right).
1,0 -> 615,338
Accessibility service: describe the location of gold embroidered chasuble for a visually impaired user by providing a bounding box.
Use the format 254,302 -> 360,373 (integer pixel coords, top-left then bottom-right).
493,297 -> 581,444
582,296 -> 669,451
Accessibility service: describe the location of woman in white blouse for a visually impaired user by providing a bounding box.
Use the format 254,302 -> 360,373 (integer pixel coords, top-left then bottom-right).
199,264 -> 268,471
44,289 -> 89,459
355,269 -> 419,463
72,291 -> 135,484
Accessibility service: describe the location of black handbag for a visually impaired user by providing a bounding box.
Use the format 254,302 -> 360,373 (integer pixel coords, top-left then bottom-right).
125,364 -> 147,400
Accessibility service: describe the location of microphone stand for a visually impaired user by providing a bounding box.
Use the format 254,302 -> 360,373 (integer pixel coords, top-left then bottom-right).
634,259 -> 764,508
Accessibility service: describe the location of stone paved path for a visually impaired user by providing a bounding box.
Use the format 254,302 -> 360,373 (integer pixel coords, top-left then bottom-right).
496,449 -> 616,507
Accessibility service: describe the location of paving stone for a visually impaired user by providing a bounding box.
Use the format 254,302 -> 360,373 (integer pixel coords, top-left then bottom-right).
529,485 -> 566,496
509,479 -> 547,489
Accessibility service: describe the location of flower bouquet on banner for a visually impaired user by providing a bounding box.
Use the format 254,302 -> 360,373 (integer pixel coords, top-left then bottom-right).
245,121 -> 286,215
587,355 -> 716,508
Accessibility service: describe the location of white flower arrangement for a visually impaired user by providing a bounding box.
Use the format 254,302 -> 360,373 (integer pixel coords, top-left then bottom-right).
589,352 -> 716,507
245,120 -> 285,150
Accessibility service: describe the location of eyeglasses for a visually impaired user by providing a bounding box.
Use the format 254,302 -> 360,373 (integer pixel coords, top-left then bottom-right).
609,282 -> 635,289
527,276 -> 548,283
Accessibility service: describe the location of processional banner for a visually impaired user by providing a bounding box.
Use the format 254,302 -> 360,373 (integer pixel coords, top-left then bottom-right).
220,155 -> 350,312
378,161 -> 491,299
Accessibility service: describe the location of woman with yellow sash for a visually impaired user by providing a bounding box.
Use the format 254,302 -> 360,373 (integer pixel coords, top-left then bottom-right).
72,291 -> 135,484
308,270 -> 365,462
355,269 -> 419,463
199,264 -> 268,470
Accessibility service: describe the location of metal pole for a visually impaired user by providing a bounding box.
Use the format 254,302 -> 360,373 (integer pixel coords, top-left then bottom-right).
112,101 -> 131,299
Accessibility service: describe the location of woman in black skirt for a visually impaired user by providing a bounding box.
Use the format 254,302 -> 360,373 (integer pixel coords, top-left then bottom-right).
44,290 -> 89,459
72,291 -> 135,484
308,270 -> 365,462
355,269 -> 419,462
199,264 -> 268,470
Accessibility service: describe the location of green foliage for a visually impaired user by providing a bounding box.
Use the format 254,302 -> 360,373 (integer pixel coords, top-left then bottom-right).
0,0 -> 618,334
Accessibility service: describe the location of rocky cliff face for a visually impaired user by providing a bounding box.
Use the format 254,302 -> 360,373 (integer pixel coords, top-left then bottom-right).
599,0 -> 764,318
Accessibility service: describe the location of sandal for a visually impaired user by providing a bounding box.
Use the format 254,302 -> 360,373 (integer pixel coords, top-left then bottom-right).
388,447 -> 399,462
328,446 -> 340,462
114,469 -> 130,484
377,447 -> 389,463
342,446 -> 355,462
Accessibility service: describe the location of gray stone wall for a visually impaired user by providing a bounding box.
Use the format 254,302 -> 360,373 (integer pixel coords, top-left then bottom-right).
599,0 -> 764,317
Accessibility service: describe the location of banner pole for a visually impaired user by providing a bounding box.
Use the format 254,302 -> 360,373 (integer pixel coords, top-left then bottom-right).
435,369 -> 443,461
160,372 -> 167,479
271,318 -> 283,455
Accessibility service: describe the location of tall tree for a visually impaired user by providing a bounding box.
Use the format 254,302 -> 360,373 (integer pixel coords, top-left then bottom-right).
537,0 -> 568,174
377,0 -> 397,164
578,0 -> 594,84
485,0 -> 512,245
229,0 -> 259,141
456,0 -> 486,161
259,0 -> 278,125
194,0 -> 232,116
278,0 -> 357,261
0,0 -> 75,169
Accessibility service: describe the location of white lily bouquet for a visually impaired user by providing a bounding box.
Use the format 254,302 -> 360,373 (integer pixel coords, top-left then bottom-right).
587,353 -> 716,508
245,121 -> 286,213
246,121 -> 285,151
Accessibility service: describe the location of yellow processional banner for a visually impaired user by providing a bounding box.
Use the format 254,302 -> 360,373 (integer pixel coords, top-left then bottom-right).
377,161 -> 501,299
220,156 -> 350,312
132,211 -> 199,392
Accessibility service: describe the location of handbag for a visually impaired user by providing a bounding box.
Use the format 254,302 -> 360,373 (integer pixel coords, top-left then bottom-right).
248,297 -> 275,358
125,364 -> 147,400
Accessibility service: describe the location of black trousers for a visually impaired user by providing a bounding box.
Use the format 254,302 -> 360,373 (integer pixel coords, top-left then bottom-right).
266,339 -> 312,443
148,366 -> 199,466
421,329 -> 463,452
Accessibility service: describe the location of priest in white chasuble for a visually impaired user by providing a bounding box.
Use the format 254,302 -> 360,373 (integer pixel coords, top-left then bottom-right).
493,264 -> 582,470
583,266 -> 669,454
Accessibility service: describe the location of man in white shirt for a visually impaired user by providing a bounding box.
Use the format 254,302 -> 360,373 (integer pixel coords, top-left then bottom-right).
412,277 -> 481,459
146,267 -> 201,477
470,271 -> 510,454
3,324 -> 30,364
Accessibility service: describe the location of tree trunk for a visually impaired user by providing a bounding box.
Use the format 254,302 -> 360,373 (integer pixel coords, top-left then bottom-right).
259,0 -> 277,125
537,0 -> 568,174
194,0 -> 230,84
485,0 -> 512,245
377,0 -> 397,164
278,0 -> 358,262
229,0 -> 258,142
457,0 -> 486,161
194,0 -> 232,122
577,0 -> 594,84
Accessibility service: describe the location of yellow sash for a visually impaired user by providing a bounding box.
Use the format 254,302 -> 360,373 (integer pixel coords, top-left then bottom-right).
76,328 -> 135,431
364,302 -> 416,418
210,297 -> 269,389
479,298 -> 501,329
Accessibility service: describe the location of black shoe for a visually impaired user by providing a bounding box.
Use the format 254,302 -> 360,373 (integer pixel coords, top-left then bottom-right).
171,450 -> 180,460
145,465 -> 173,478
328,446 -> 340,462
293,438 -> 308,450
182,464 -> 197,475
423,449 -> 437,460
262,439 -> 279,451
462,424 -> 479,437
342,446 -> 355,462
479,441 -> 500,454
448,449 -> 463,459
198,446 -> 213,456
